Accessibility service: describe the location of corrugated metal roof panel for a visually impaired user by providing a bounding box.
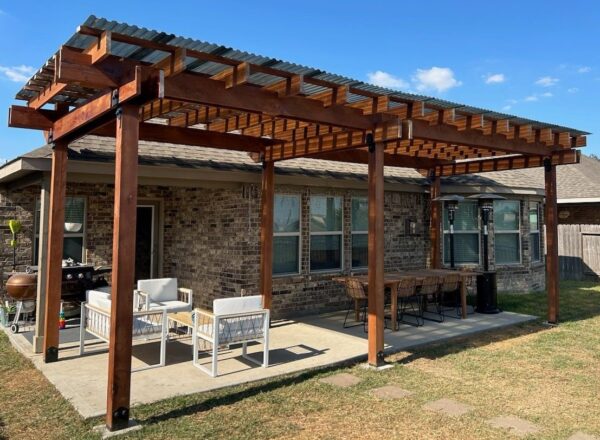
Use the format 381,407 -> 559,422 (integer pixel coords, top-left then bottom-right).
15,14 -> 590,136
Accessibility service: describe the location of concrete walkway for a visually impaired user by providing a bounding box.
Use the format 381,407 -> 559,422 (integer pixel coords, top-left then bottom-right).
4,310 -> 535,419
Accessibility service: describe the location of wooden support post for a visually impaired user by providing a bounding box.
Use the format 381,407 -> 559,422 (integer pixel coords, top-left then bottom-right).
367,137 -> 385,366
43,143 -> 68,362
544,159 -> 559,324
430,175 -> 441,269
34,172 -> 50,354
260,161 -> 275,310
106,104 -> 139,431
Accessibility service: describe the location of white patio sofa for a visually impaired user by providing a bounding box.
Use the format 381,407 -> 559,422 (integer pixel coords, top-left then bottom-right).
79,288 -> 168,372
192,295 -> 270,377
134,278 -> 193,313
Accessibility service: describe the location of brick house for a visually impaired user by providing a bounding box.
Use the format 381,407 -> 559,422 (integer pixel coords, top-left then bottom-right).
0,135 -> 552,318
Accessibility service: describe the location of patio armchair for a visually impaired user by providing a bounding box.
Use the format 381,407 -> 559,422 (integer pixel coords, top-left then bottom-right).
342,277 -> 368,331
134,278 -> 193,313
396,277 -> 423,327
192,295 -> 270,377
79,289 -> 168,371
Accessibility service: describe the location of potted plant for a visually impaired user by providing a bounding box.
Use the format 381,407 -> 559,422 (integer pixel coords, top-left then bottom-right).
8,219 -> 21,272
0,299 -> 15,327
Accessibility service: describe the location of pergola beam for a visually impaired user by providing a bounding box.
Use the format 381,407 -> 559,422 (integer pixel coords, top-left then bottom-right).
312,148 -> 449,169
432,150 -> 580,177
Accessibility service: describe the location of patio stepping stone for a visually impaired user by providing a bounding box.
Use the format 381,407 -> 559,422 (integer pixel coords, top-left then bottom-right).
370,385 -> 413,400
487,415 -> 541,437
568,433 -> 599,440
319,373 -> 361,388
423,398 -> 473,417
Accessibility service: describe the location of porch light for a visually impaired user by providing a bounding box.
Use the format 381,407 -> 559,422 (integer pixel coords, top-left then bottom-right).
467,193 -> 506,314
433,194 -> 464,268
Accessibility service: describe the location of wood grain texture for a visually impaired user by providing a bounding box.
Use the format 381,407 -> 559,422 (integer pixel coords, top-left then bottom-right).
106,104 -> 139,431
545,162 -> 559,324
260,161 -> 274,310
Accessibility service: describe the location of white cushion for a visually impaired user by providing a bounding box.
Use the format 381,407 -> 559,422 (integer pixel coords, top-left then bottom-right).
149,300 -> 191,313
87,290 -> 112,311
95,285 -> 111,294
213,295 -> 263,316
137,278 -> 178,303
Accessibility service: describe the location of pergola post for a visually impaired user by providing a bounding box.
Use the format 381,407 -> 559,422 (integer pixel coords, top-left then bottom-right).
106,104 -> 140,431
259,161 -> 274,309
43,141 -> 68,363
544,158 -> 559,324
33,172 -> 50,353
430,175 -> 441,269
367,137 -> 385,366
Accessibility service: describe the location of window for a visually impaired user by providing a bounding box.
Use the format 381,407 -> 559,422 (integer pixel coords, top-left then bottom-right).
351,197 -> 368,268
310,196 -> 342,271
529,202 -> 541,263
443,201 -> 480,264
273,194 -> 301,275
34,197 -> 86,263
494,200 -> 521,264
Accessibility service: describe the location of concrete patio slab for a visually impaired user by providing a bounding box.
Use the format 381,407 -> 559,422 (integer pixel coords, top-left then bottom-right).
487,415 -> 541,437
370,385 -> 413,400
318,373 -> 361,387
423,398 -> 473,417
4,309 -> 535,419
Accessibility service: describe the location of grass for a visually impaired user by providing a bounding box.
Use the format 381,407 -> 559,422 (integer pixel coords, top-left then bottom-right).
1,281 -> 600,439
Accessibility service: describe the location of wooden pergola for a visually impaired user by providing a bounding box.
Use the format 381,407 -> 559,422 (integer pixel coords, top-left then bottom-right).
7,17 -> 588,431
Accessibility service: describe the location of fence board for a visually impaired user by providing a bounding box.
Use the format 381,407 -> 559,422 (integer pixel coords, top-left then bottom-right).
557,224 -> 600,280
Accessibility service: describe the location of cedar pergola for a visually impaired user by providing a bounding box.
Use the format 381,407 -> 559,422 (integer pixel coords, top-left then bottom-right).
7,17 -> 588,431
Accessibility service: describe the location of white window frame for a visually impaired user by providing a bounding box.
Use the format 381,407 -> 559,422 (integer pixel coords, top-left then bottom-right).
273,193 -> 302,276
309,195 -> 343,273
34,196 -> 87,264
529,202 -> 541,263
350,196 -> 368,269
494,199 -> 522,265
442,201 -> 481,266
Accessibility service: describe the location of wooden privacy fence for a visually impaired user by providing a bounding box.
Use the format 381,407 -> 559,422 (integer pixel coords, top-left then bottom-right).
558,224 -> 600,280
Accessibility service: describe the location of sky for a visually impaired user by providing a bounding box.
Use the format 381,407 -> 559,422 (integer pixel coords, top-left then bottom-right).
0,0 -> 598,163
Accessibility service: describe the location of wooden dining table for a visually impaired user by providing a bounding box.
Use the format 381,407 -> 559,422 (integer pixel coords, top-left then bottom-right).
334,269 -> 479,331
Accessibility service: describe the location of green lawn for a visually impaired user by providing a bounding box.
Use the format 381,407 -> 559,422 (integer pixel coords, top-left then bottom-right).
1,281 -> 600,440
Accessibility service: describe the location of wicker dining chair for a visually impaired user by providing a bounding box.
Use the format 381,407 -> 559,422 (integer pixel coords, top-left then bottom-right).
418,275 -> 444,322
343,277 -> 368,331
396,277 -> 423,327
439,273 -> 462,318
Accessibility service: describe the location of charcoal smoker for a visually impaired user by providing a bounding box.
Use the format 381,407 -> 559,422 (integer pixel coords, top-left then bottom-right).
3,261 -> 111,333
467,194 -> 506,314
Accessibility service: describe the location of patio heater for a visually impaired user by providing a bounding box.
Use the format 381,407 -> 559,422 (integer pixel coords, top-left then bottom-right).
433,195 -> 464,268
467,193 -> 506,314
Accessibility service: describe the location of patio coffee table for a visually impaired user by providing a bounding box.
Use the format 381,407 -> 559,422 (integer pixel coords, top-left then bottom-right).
168,311 -> 194,337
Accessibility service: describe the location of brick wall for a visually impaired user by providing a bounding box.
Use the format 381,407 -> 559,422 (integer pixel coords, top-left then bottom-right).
1,180 -> 547,317
558,203 -> 600,225
0,187 -> 37,273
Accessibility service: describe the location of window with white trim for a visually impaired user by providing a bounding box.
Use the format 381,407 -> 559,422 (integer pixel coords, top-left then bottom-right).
529,202 -> 541,263
34,197 -> 86,264
494,200 -> 521,264
443,201 -> 480,264
273,194 -> 301,275
351,197 -> 368,268
310,195 -> 343,272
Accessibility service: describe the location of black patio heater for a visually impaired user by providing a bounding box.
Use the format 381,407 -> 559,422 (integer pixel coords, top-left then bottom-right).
433,195 -> 464,268
467,193 -> 506,314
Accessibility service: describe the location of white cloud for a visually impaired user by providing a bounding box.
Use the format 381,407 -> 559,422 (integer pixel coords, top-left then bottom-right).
535,76 -> 559,87
541,92 -> 553,98
484,73 -> 505,84
568,87 -> 579,93
366,70 -> 409,89
502,105 -> 512,111
524,95 -> 539,102
507,99 -> 518,105
0,65 -> 35,82
578,66 -> 591,73
412,67 -> 461,93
